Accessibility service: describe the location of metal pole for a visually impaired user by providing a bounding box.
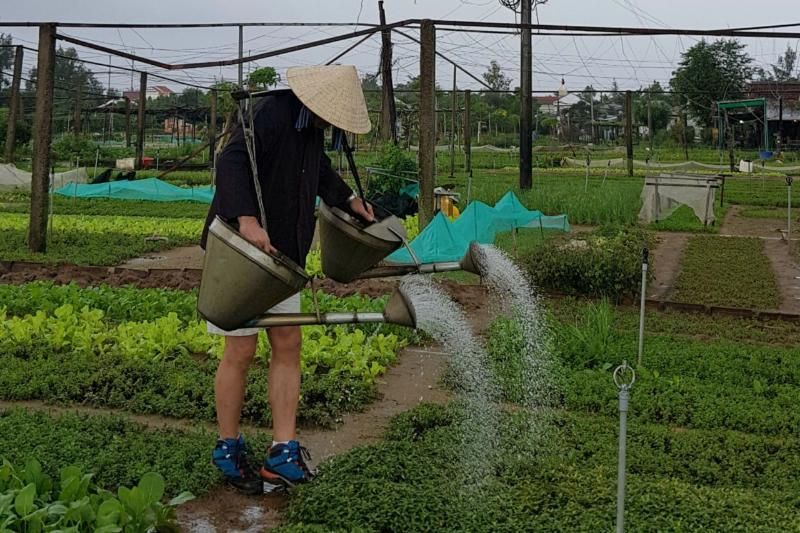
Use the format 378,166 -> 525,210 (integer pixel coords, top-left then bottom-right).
464,89 -> 472,173
209,89 -> 218,184
614,362 -> 636,533
29,23 -> 57,254
637,247 -> 648,367
590,92 -> 595,144
93,148 -> 99,180
418,19 -> 436,229
4,45 -> 23,163
787,176 -> 793,241
625,90 -> 633,178
135,72 -> 147,169
519,0 -> 533,190
238,25 -> 244,86
73,85 -> 82,135
124,96 -> 132,148
449,65 -> 456,178
378,0 -> 397,143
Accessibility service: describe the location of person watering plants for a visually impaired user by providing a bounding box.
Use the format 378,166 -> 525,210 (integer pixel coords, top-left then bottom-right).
200,65 -> 374,494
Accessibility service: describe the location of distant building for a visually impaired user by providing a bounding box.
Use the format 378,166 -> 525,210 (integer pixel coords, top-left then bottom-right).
746,81 -> 800,149
534,94 -> 578,115
122,85 -> 174,102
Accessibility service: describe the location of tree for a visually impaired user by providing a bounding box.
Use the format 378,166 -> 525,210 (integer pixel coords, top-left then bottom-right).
27,47 -> 107,129
482,60 -> 511,91
670,39 -> 754,127
771,45 -> 798,81
0,34 -> 12,89
246,67 -> 280,90
635,81 -> 672,133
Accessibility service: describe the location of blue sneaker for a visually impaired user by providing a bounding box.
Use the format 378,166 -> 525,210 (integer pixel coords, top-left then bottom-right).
212,435 -> 263,495
260,440 -> 314,490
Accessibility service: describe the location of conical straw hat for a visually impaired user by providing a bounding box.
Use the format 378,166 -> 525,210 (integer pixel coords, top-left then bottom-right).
287,65 -> 372,134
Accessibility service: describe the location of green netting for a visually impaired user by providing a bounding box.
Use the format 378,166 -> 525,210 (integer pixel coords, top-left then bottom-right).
388,191 -> 569,264
54,178 -> 214,204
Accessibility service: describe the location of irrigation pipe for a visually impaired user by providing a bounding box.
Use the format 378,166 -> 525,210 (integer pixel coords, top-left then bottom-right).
613,361 -> 636,533
637,248 -> 648,367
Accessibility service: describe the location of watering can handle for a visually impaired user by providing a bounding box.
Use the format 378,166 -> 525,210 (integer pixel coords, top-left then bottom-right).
340,134 -> 369,214
237,95 -> 269,232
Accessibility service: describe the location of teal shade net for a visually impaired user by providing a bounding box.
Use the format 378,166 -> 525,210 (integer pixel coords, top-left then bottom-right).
400,182 -> 420,199
54,178 -> 214,204
388,191 -> 570,264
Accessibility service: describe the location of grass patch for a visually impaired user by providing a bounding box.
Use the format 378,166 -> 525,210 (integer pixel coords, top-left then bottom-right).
649,203 -> 729,233
671,236 -> 781,309
740,207 -> 794,220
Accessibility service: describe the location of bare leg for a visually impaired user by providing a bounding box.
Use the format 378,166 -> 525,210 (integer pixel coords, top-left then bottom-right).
267,326 -> 302,442
215,334 -> 258,439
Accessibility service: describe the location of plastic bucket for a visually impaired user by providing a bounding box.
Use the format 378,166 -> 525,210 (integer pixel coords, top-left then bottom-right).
318,201 -> 406,283
198,217 -> 310,331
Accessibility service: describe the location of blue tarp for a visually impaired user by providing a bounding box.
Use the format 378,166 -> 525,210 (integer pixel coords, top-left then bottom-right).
388,191 -> 570,264
54,178 -> 215,204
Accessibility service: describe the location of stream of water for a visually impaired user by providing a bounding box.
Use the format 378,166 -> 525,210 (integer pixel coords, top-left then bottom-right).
399,275 -> 501,483
471,243 -> 559,411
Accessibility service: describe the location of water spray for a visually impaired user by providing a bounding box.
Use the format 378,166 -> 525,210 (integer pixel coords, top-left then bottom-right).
614,360 -> 636,533
637,247 -> 648,367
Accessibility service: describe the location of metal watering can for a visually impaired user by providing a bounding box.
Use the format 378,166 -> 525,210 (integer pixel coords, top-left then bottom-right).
197,215 -> 483,331
198,217 -> 420,330
197,90 -> 482,332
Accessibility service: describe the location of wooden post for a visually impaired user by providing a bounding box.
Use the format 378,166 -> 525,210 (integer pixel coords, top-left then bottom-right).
778,96 -> 783,153
208,89 -> 218,174
449,65 -> 456,178
464,89 -> 472,173
418,19 -> 436,229
73,85 -> 82,135
28,23 -> 57,253
3,45 -> 23,163
136,72 -> 147,170
519,0 -> 533,189
647,89 -> 653,151
378,0 -> 397,143
681,109 -> 689,161
625,90 -> 634,177
124,96 -> 132,147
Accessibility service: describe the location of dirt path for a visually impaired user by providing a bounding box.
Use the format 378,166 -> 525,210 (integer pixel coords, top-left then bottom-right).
720,205 -> 785,238
120,245 -> 205,270
648,232 -> 690,301
175,345 -> 451,532
762,239 -> 800,314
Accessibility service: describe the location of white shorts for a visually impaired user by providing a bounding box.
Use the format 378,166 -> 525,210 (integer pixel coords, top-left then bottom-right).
206,293 -> 302,337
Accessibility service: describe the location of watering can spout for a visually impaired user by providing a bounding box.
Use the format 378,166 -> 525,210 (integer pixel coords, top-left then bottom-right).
241,287 -> 418,329
459,241 -> 485,276
382,286 -> 417,328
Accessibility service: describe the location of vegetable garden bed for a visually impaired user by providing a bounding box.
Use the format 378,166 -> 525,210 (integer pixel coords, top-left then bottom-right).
671,236 -> 781,309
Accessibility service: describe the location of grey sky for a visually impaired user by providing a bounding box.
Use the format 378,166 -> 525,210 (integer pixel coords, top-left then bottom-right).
2,0 -> 798,94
